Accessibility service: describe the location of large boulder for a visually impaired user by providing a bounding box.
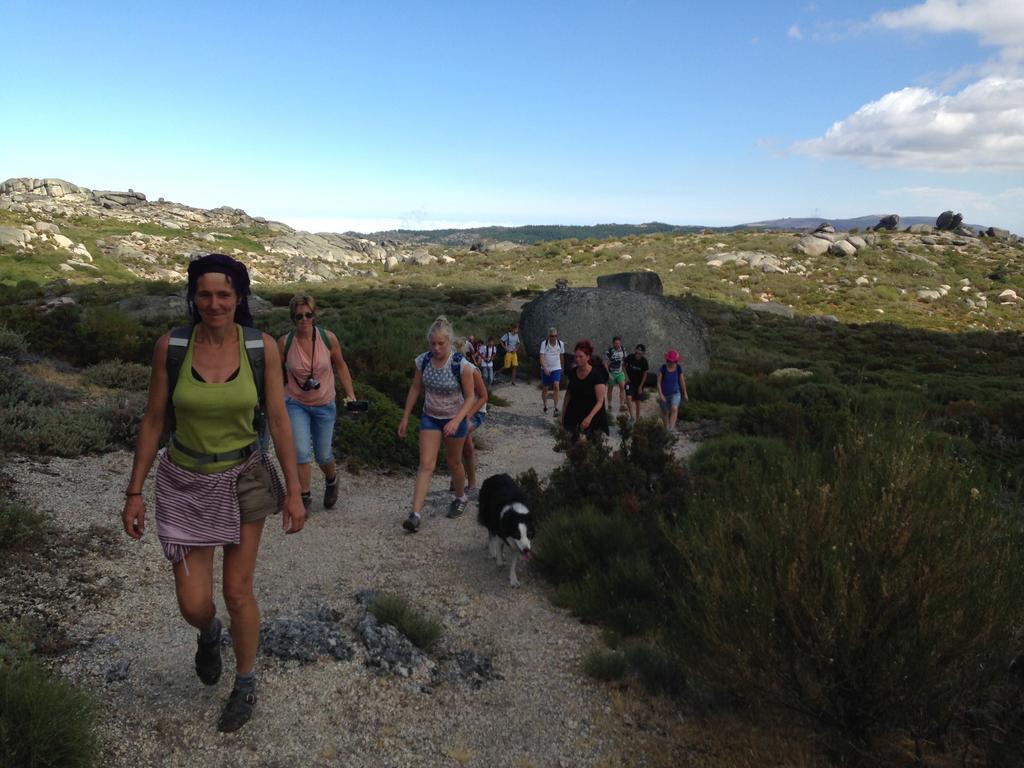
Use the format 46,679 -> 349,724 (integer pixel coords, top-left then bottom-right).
935,211 -> 963,231
874,214 -> 900,231
794,235 -> 830,256
520,287 -> 710,374
595,271 -> 663,295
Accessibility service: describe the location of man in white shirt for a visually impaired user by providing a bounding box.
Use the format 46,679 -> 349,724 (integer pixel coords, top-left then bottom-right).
539,327 -> 566,415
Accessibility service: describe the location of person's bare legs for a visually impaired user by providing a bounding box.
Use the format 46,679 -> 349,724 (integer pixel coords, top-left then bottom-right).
173,547 -> 217,631
445,436 -> 467,497
412,430 -> 443,514
222,519 -> 266,675
669,405 -> 680,430
552,381 -> 560,411
463,432 -> 477,488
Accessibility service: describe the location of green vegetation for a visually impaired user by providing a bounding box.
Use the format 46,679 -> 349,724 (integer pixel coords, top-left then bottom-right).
532,410 -> 1024,758
0,502 -> 47,551
367,593 -> 443,651
0,624 -> 100,768
81,360 -> 150,391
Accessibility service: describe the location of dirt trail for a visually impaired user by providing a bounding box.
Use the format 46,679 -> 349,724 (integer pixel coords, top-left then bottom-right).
10,379 -> 694,767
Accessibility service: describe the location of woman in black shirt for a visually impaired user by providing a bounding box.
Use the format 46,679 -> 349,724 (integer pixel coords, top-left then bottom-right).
560,339 -> 610,439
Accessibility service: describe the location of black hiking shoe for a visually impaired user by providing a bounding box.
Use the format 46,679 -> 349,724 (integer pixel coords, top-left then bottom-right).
447,498 -> 468,519
402,513 -> 421,533
217,687 -> 256,733
323,477 -> 338,509
194,618 -> 222,686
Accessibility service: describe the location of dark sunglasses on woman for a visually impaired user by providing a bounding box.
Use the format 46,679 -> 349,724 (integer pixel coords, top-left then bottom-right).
293,311 -> 314,321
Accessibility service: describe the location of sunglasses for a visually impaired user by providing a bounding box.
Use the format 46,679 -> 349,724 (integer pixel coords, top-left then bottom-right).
293,311 -> 315,321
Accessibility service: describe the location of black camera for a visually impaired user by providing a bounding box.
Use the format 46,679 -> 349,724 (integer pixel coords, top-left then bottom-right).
300,376 -> 321,391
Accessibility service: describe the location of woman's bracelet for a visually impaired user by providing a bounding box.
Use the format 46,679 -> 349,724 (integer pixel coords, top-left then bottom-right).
125,491 -> 143,496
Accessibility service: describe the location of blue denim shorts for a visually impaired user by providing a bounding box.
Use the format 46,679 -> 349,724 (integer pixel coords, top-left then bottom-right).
286,398 -> 336,464
659,392 -> 682,412
420,413 -> 469,438
470,412 -> 486,431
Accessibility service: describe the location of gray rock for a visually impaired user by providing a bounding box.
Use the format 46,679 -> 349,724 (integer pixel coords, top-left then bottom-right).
258,607 -> 354,664
384,255 -> 400,272
936,211 -> 963,230
908,223 -> 934,234
874,214 -> 900,230
847,235 -> 867,249
595,271 -> 663,295
33,221 -> 60,234
986,227 -> 1011,241
917,289 -> 942,302
829,240 -> 857,257
355,612 -> 429,675
52,234 -> 75,249
0,226 -> 30,247
794,236 -> 830,256
746,301 -> 795,319
813,222 -> 835,234
520,286 -> 710,373
115,295 -> 188,322
768,368 -> 813,381
104,659 -> 131,683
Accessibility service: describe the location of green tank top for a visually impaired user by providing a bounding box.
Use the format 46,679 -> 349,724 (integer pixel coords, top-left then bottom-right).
170,324 -> 258,474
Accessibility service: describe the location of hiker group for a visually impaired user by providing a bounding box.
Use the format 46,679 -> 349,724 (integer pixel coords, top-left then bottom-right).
120,253 -> 691,735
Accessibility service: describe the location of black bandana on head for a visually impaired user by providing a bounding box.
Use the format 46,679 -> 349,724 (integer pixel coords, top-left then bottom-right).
186,253 -> 254,327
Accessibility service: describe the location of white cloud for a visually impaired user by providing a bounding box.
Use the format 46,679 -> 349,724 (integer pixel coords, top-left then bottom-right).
874,0 -> 1024,62
792,76 -> 1024,171
787,24 -> 803,40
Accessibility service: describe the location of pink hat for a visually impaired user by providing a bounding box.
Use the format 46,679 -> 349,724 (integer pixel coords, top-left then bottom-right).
665,349 -> 680,362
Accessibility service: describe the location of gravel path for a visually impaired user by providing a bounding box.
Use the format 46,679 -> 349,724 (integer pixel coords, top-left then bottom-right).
8,380 -> 693,767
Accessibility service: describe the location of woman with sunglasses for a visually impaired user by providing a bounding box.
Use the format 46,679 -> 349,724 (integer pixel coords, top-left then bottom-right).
278,294 -> 356,513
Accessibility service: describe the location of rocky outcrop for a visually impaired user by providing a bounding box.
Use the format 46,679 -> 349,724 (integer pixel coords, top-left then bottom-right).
936,211 -> 963,231
595,271 -> 663,295
874,214 -> 900,231
519,283 -> 711,373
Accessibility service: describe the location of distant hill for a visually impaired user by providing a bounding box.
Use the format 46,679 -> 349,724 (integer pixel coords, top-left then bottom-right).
740,215 -> 986,233
362,216 -> 993,245
359,222 -> 706,246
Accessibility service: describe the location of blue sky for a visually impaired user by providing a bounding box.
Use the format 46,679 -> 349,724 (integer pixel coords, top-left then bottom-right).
2,0 -> 1022,233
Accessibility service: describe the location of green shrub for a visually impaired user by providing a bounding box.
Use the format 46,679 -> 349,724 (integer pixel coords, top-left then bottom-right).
674,411 -> 1024,746
688,369 -> 782,406
581,647 -> 628,682
368,593 -> 443,651
0,404 -> 112,456
332,382 -> 419,469
0,649 -> 100,768
0,325 -> 26,360
95,392 -> 148,449
0,503 -> 47,551
81,359 -> 150,391
0,359 -> 80,409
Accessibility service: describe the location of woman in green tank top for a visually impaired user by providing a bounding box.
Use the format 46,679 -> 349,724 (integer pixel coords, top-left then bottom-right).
120,254 -> 305,733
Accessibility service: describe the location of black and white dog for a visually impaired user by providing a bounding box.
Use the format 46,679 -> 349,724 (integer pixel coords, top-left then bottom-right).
477,473 -> 535,587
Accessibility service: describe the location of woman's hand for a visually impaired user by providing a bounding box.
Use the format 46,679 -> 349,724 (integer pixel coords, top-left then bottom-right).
397,415 -> 409,438
581,415 -> 592,430
282,494 -> 306,534
442,418 -> 460,437
122,496 -> 145,539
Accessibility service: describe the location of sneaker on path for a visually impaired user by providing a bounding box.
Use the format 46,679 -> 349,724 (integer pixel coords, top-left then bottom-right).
323,479 -> 338,509
194,618 -> 222,686
447,497 -> 468,519
553,408 -> 559,417
217,688 -> 257,733
402,513 -> 421,533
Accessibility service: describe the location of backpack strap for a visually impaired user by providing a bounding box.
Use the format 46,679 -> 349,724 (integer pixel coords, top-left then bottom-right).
164,324 -> 267,444
165,326 -> 193,433
286,326 -> 333,366
419,351 -> 465,379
